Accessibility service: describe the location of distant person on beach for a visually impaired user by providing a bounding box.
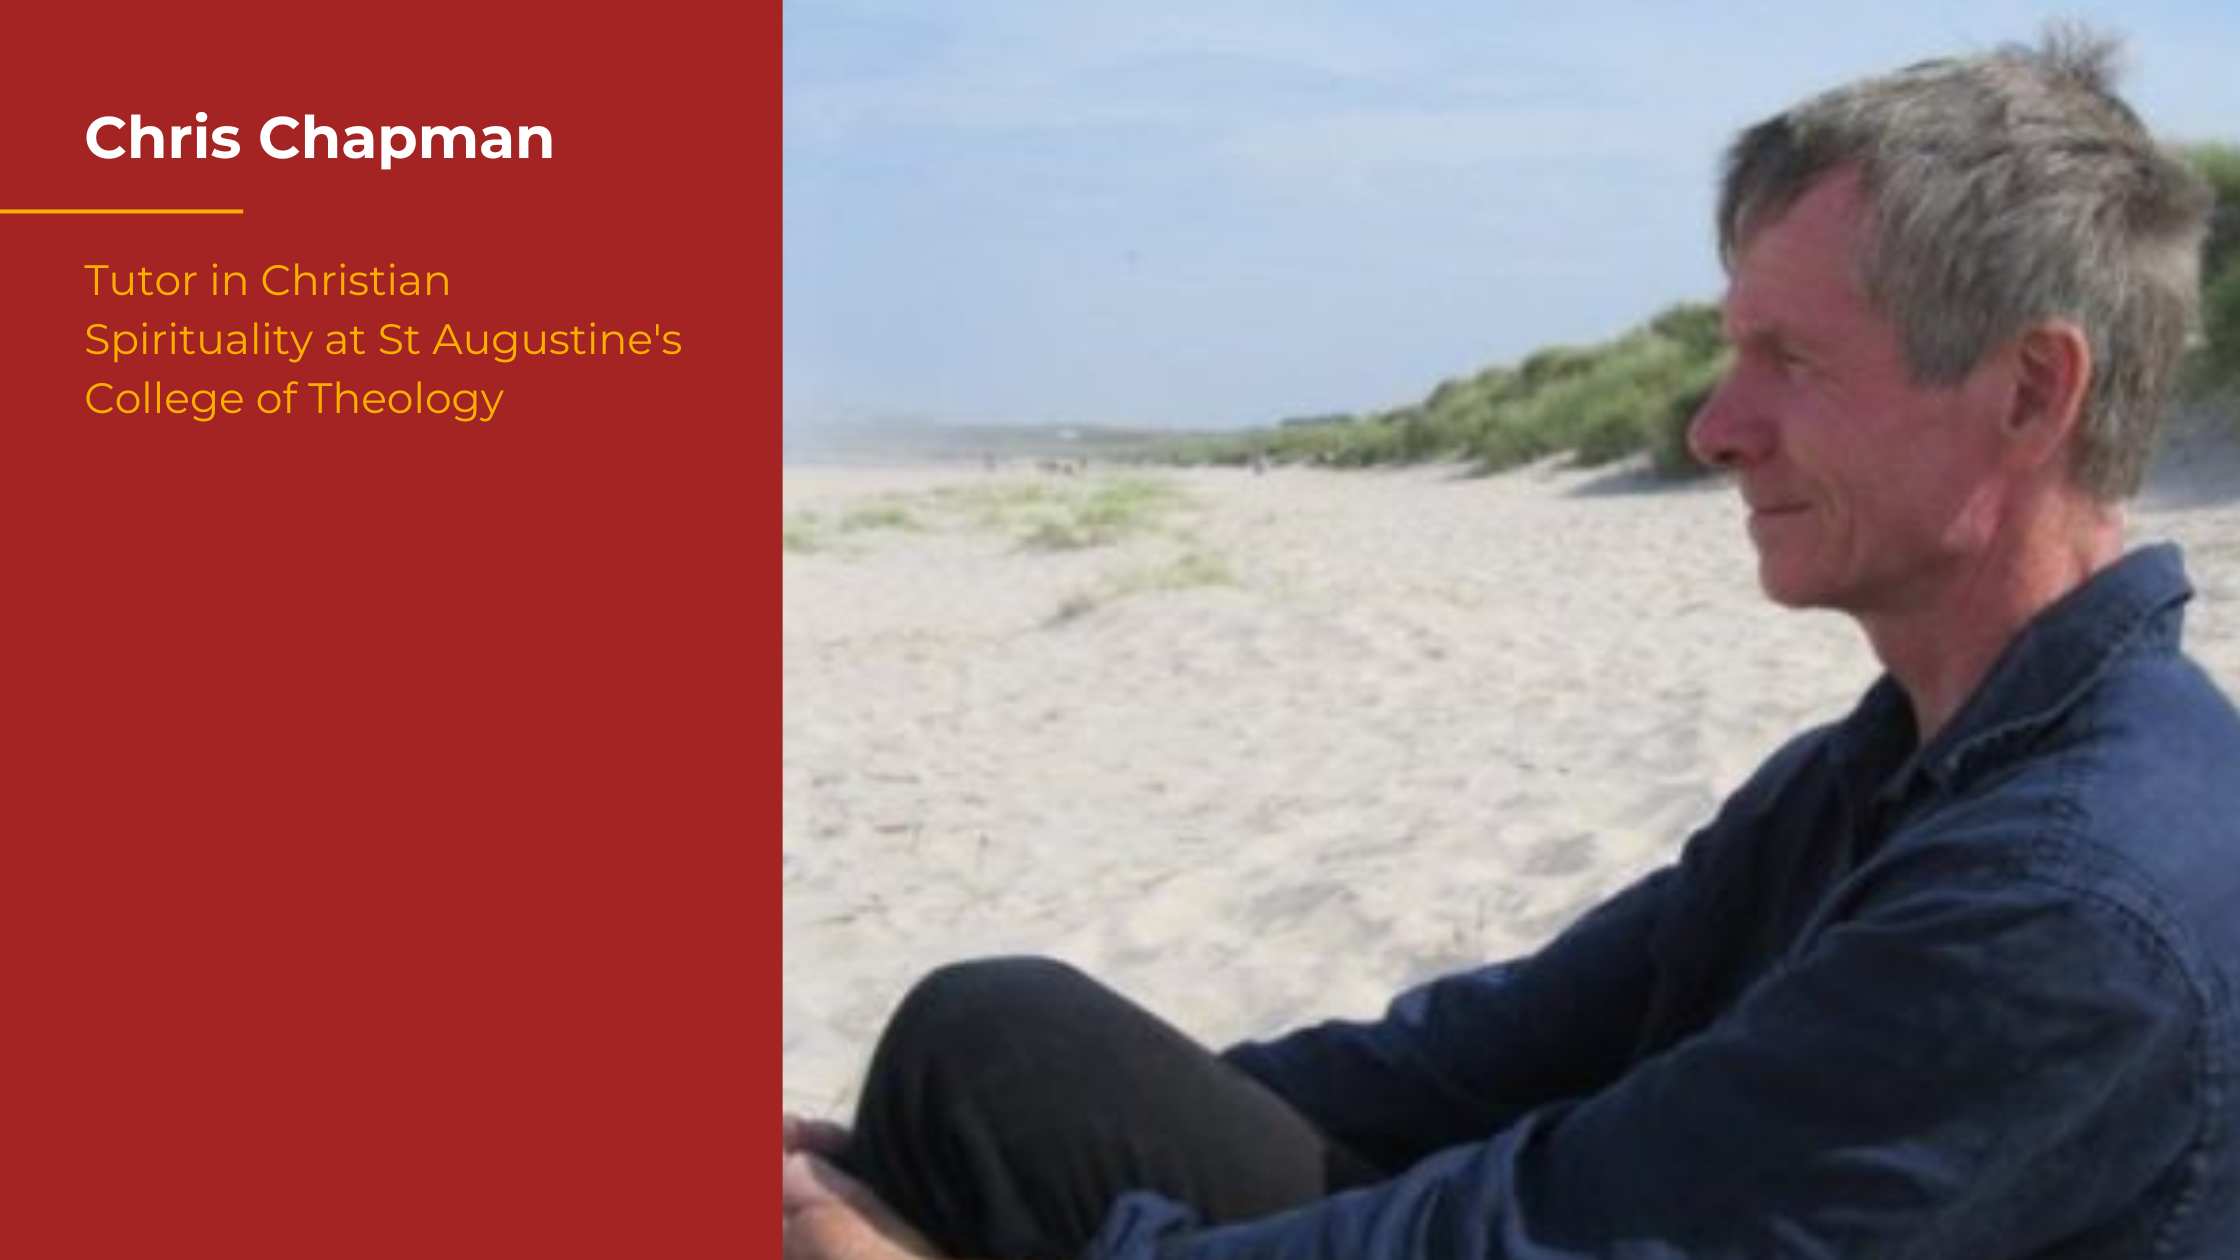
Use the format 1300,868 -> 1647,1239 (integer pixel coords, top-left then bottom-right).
784,30 -> 2240,1259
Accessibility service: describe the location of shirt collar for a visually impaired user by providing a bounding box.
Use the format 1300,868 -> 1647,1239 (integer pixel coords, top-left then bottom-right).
1833,543 -> 2194,805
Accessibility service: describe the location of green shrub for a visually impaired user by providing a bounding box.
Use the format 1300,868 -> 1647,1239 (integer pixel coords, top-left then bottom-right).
1648,302 -> 1726,359
2187,144 -> 2240,280
1516,345 -> 1600,390
2201,266 -> 2240,382
1572,394 -> 1659,466
1645,354 -> 1729,477
2186,144 -> 2240,387
1140,298 -> 1739,476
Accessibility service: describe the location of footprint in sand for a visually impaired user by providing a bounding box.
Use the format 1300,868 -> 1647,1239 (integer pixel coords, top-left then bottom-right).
1515,832 -> 1599,878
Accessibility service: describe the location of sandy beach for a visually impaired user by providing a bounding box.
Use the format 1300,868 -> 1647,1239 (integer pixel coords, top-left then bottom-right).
781,455 -> 2240,1118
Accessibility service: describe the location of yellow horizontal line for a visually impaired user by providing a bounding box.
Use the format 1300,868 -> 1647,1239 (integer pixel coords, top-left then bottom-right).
0,208 -> 244,214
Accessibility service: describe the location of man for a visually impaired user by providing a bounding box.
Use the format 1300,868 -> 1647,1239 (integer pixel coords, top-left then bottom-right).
785,30 -> 2240,1258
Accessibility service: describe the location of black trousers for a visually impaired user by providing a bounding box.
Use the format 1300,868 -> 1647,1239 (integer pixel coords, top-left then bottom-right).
840,956 -> 1381,1260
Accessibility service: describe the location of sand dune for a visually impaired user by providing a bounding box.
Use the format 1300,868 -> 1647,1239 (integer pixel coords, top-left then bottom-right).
782,457 -> 2240,1118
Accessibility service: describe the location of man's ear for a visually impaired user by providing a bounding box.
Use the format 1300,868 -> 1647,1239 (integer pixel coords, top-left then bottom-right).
2004,321 -> 2092,464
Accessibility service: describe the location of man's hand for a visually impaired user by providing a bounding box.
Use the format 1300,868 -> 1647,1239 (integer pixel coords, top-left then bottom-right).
782,1149 -> 947,1260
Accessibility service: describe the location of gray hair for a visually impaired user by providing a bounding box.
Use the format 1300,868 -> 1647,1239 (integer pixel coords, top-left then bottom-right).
1717,27 -> 2212,499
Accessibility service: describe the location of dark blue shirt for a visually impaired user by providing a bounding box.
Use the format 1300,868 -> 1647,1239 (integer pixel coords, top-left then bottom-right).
1085,544 -> 2240,1259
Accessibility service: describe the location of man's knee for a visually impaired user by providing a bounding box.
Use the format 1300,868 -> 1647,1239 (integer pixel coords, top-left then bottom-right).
885,954 -> 1093,1050
856,955 -> 1101,1151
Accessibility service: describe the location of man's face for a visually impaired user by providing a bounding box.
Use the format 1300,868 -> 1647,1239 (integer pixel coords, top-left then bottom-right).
1689,169 -> 2016,619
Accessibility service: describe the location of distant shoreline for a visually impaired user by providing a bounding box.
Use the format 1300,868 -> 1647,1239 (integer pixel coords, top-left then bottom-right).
782,419 -> 1230,469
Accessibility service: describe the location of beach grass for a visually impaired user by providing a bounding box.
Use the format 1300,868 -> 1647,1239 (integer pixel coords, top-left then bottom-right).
1051,549 -> 1238,622
784,472 -> 1197,556
783,517 -> 830,554
839,501 -> 923,533
929,480 -> 1065,530
1020,477 -> 1187,550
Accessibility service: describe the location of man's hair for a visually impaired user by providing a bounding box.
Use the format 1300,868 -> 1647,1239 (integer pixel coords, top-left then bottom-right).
1717,27 -> 2212,499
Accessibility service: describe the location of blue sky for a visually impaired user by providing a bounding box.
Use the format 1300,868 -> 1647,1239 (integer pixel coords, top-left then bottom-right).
784,1 -> 2240,431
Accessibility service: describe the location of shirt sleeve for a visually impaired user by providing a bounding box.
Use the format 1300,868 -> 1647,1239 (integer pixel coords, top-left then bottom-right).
1220,864 -> 1677,1173
1088,854 -> 2203,1260
1218,731 -> 1836,1175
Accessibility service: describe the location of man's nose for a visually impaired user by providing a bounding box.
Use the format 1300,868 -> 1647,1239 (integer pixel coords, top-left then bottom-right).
1687,371 -> 1770,469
